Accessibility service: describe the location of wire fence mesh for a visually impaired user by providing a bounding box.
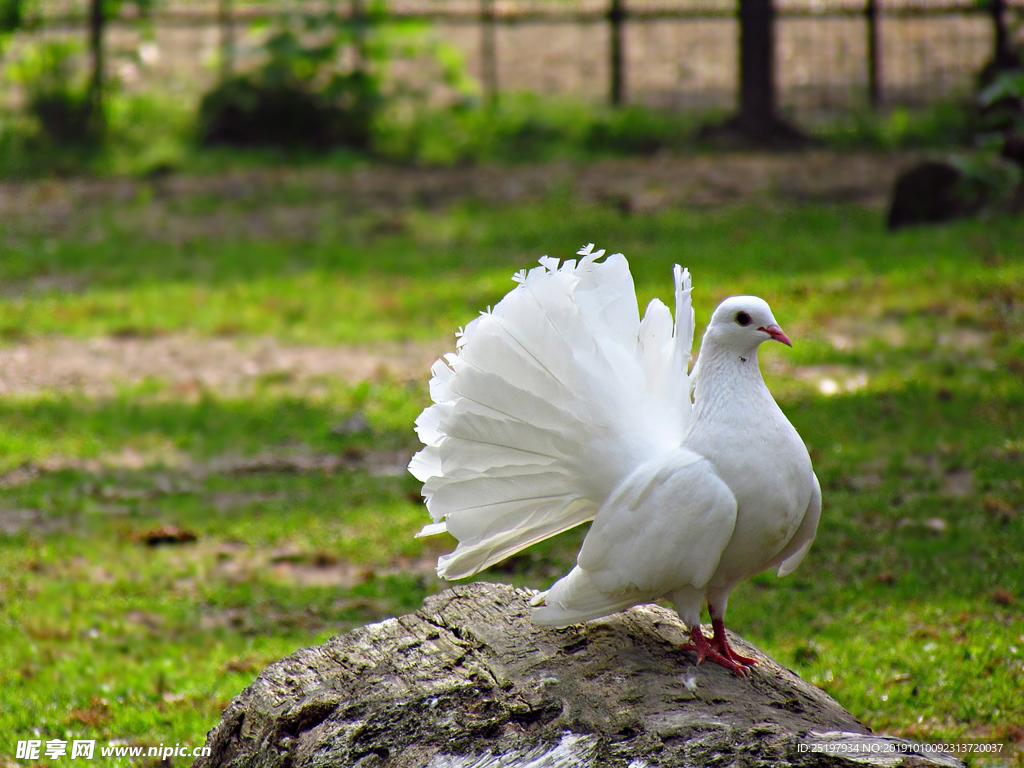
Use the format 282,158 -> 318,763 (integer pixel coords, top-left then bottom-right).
2,1 -> 1023,119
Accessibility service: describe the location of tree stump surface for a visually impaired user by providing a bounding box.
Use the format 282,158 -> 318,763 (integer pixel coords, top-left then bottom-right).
196,582 -> 963,768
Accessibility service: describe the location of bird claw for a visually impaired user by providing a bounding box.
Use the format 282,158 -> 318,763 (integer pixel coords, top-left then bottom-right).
710,617 -> 759,667
684,627 -> 752,678
711,638 -> 758,667
722,648 -> 758,667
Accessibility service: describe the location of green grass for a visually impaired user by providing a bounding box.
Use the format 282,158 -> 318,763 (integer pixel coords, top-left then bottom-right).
4,200 -> 1023,345
0,177 -> 1022,765
0,90 -> 976,180
3,93 -> 709,179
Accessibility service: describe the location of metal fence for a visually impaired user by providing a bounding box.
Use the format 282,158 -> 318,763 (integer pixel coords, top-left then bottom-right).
4,1 -> 1024,119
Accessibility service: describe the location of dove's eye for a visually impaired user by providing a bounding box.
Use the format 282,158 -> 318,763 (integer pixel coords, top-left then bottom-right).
735,312 -> 751,326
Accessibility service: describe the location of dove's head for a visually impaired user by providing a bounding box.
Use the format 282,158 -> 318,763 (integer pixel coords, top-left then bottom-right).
706,296 -> 792,354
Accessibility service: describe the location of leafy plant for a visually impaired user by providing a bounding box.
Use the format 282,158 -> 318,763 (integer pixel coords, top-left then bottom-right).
8,39 -> 95,144
1,0 -> 156,146
0,0 -> 25,35
950,150 -> 1022,206
198,0 -> 474,152
0,0 -> 30,74
977,69 -> 1024,137
912,43 -> 1024,222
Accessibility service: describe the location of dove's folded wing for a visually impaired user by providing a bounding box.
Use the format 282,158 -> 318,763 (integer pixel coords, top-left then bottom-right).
531,449 -> 737,626
584,450 -> 737,595
776,473 -> 822,577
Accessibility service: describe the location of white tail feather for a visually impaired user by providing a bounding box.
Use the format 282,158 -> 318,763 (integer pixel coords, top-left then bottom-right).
531,566 -> 645,626
411,245 -> 695,579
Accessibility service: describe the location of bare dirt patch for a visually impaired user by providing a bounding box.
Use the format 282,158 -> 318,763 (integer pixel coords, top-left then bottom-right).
0,447 -> 416,492
0,334 -> 444,397
0,151 -> 913,241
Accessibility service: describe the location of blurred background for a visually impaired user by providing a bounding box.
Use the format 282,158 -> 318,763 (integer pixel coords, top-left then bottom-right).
0,0 -> 1022,168
0,1 -> 1022,766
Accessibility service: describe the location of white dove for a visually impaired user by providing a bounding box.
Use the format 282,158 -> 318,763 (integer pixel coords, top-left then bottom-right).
410,244 -> 820,676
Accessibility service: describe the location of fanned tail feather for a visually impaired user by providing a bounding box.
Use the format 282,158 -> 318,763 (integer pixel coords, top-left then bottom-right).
411,245 -> 695,579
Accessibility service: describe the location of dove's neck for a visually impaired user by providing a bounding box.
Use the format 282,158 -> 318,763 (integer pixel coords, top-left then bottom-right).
690,340 -> 774,421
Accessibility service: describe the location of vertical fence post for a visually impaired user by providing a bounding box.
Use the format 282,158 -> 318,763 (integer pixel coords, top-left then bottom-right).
608,0 -> 625,105
219,0 -> 235,81
352,0 -> 366,74
87,0 -> 105,128
481,0 -> 498,107
865,0 -> 880,108
991,0 -> 1012,69
738,0 -> 777,128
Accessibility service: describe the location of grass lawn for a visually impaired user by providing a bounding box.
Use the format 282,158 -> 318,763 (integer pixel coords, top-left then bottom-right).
0,163 -> 1022,766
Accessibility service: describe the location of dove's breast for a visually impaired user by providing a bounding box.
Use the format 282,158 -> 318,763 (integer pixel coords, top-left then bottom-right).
687,393 -> 814,588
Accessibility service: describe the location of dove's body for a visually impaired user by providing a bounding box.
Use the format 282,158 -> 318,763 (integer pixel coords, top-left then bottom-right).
531,304 -> 819,633
411,246 -> 820,675
687,343 -> 820,594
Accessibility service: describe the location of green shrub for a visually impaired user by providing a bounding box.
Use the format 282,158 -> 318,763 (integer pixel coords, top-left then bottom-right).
198,72 -> 375,150
196,1 -> 468,153
10,39 -> 96,145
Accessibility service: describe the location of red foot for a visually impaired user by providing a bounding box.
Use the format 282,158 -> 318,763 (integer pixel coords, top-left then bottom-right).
681,626 -> 752,678
711,617 -> 758,667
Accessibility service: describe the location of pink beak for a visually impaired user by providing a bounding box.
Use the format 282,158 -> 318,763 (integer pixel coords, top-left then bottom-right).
760,324 -> 792,347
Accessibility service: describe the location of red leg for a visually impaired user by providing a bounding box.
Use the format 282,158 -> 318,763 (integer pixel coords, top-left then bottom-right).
710,616 -> 758,667
681,625 -> 751,678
